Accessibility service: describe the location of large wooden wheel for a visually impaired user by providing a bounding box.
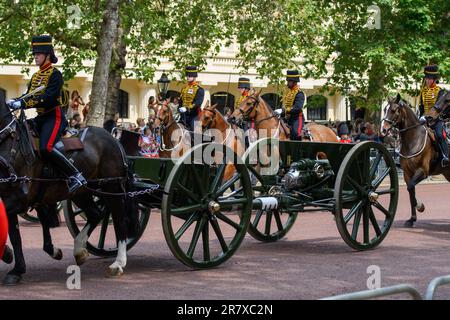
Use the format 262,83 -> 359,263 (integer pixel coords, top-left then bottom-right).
243,137 -> 298,242
64,196 -> 150,257
334,141 -> 398,250
161,143 -> 252,269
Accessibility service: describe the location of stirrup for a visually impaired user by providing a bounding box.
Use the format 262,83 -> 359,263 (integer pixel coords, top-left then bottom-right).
68,173 -> 87,193
441,157 -> 449,168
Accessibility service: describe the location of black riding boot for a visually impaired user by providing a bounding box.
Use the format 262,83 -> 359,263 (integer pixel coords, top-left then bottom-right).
45,149 -> 87,193
437,134 -> 449,167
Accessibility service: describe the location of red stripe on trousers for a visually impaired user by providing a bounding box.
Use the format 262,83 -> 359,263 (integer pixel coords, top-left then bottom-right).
443,128 -> 447,140
297,114 -> 303,138
47,107 -> 61,152
0,200 -> 7,259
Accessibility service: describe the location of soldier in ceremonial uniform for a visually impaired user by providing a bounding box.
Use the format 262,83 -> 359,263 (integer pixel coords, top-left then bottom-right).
7,35 -> 86,193
418,64 -> 448,166
275,70 -> 306,140
179,66 -> 205,131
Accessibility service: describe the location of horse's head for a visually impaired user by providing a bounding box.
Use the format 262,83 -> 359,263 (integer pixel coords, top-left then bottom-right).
153,102 -> 171,130
228,89 -> 262,127
199,103 -> 220,132
435,90 -> 450,116
381,93 -> 411,136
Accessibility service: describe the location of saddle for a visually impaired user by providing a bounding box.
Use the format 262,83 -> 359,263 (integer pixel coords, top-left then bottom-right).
25,120 -> 84,156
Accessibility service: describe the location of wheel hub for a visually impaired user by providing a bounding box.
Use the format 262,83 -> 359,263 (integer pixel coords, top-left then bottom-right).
208,201 -> 220,213
368,191 -> 379,203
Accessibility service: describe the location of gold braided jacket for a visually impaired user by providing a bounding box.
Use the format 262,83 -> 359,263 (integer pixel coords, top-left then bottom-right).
282,87 -> 300,113
421,85 -> 442,114
180,83 -> 200,109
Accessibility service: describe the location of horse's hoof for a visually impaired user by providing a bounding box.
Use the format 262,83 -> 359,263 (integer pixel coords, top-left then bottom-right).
106,266 -> 124,278
2,273 -> 22,286
416,203 -> 425,213
74,249 -> 89,266
1,245 -> 13,264
52,248 -> 63,261
404,219 -> 415,228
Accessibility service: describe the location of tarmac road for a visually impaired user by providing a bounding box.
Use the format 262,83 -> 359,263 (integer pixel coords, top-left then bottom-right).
1,183 -> 450,300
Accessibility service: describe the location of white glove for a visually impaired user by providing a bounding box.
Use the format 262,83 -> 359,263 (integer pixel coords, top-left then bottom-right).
179,107 -> 187,113
274,108 -> 283,115
7,99 -> 22,110
419,116 -> 427,125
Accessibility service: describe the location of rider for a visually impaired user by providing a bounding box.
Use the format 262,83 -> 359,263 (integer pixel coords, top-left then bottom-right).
7,35 -> 87,193
418,64 -> 448,166
275,70 -> 305,140
179,66 -> 205,131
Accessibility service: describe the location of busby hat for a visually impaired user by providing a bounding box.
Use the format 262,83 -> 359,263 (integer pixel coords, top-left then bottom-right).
337,122 -> 350,136
32,35 -> 58,63
185,66 -> 198,78
286,70 -> 300,82
424,64 -> 439,79
238,77 -> 251,89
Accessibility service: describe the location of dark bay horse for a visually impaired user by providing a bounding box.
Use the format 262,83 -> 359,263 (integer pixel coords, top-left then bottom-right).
381,93 -> 450,227
0,99 -> 138,284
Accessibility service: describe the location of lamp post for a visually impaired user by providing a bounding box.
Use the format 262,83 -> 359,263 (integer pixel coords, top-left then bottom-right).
157,72 -> 170,100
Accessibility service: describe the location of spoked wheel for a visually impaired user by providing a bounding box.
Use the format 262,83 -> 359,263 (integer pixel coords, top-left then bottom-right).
334,141 -> 398,250
162,143 -> 252,269
64,196 -> 151,257
243,137 -> 297,242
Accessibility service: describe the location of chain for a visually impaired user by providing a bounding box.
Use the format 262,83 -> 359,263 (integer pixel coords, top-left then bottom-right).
127,184 -> 160,198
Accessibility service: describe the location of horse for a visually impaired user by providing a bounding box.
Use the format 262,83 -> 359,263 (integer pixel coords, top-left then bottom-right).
0,99 -> 139,285
199,103 -> 245,181
381,93 -> 450,227
228,90 -> 339,143
153,102 -> 191,158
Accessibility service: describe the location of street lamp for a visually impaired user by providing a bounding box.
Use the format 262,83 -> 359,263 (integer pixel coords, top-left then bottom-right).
157,72 -> 170,100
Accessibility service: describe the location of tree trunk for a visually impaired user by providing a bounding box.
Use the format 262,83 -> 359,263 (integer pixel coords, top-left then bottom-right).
105,17 -> 128,121
365,60 -> 387,124
86,0 -> 120,127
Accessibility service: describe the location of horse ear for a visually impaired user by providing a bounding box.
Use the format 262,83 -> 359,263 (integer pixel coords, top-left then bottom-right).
395,93 -> 401,104
256,89 -> 263,98
211,103 -> 218,109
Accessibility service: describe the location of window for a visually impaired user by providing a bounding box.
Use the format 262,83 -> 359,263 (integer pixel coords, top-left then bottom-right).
211,92 -> 235,114
261,93 -> 282,110
348,96 -> 366,121
306,95 -> 327,121
118,89 -> 129,118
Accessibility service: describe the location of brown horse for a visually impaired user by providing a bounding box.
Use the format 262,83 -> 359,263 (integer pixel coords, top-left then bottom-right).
381,93 -> 450,227
153,103 -> 191,158
228,90 -> 339,143
199,103 -> 245,181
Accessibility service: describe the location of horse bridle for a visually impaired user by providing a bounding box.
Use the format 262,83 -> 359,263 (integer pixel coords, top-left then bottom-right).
236,95 -> 260,121
201,107 -> 217,131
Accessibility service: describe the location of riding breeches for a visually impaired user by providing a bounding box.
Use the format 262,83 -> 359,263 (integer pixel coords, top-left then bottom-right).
34,108 -> 67,156
183,108 -> 200,131
432,120 -> 449,158
289,114 -> 304,141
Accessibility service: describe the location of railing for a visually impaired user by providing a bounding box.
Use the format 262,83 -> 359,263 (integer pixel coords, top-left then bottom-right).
321,275 -> 450,300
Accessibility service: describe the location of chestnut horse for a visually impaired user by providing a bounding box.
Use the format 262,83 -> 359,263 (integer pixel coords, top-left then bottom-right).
153,103 -> 191,158
199,103 -> 245,181
381,93 -> 450,227
228,91 -> 338,143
